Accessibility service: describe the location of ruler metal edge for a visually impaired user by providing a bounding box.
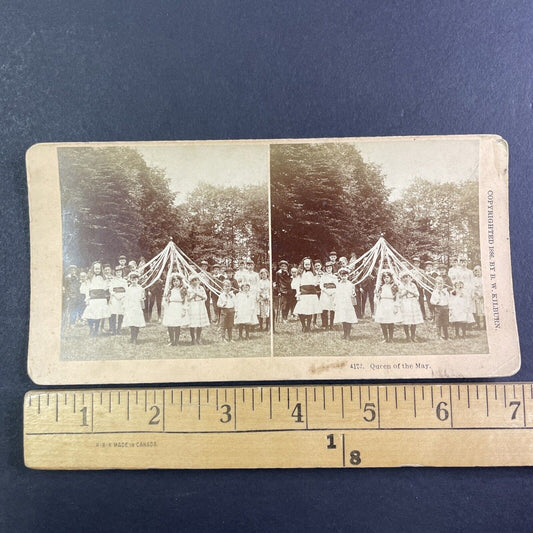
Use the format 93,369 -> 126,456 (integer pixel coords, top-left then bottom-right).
24,382 -> 533,469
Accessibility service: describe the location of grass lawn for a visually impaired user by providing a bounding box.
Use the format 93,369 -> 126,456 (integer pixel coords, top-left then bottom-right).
61,310 -> 489,361
61,317 -> 271,361
273,314 -> 489,358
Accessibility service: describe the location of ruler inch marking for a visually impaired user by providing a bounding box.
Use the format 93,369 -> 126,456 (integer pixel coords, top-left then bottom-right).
252,389 -> 255,411
377,386 -> 381,429
162,390 -> 166,432
394,387 -> 398,409
55,393 -> 58,422
413,387 -> 417,418
431,386 -> 434,409
467,385 -> 470,408
198,389 -> 201,421
73,393 -> 76,413
91,392 -> 94,433
359,386 -> 362,410
522,384 -> 526,427
304,388 -> 308,429
485,385 -> 489,417
449,385 -> 454,428
269,388 -> 272,419
233,388 -> 237,430
127,391 -> 130,421
504,385 -> 507,408
342,433 -> 346,467
341,387 -> 345,419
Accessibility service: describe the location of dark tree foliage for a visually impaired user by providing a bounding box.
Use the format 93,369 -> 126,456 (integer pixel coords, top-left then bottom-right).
181,183 -> 269,266
271,143 -> 394,262
392,178 -> 480,265
58,147 -> 177,266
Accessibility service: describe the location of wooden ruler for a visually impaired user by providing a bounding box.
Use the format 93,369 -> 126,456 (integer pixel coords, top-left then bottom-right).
24,383 -> 533,469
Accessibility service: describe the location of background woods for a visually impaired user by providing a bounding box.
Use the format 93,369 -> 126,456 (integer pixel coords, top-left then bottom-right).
271,143 -> 480,264
59,147 -> 269,266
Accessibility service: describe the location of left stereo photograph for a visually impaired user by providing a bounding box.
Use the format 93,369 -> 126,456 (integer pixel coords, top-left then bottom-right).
27,141 -> 272,384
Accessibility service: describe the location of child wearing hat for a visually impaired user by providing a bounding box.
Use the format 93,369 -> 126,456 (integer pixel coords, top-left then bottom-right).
449,280 -> 475,338
293,257 -> 320,332
320,261 -> 337,330
108,265 -> 128,335
313,260 -> 323,327
257,268 -> 271,331
334,268 -> 358,339
430,276 -> 450,340
374,270 -> 400,343
217,279 -> 236,341
162,274 -> 189,346
122,271 -> 146,344
187,274 -> 210,345
63,264 -> 81,328
82,261 -> 111,337
398,272 -> 424,342
234,282 -> 258,339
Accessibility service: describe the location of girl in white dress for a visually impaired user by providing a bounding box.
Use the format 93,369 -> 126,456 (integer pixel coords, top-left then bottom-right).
82,261 -> 111,337
472,265 -> 485,330
320,261 -> 337,330
449,280 -> 475,338
257,268 -> 271,331
187,274 -> 210,345
398,272 -> 424,342
162,274 -> 189,346
374,270 -> 400,343
122,272 -> 146,344
108,265 -> 128,335
334,268 -> 358,339
234,282 -> 259,340
293,257 -> 320,332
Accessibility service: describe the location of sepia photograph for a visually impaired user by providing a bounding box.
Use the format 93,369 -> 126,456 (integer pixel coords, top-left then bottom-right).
271,138 -> 491,357
26,136 -> 518,384
57,143 -> 271,361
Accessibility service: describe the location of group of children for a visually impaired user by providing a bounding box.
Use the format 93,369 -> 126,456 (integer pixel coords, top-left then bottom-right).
273,253 -> 485,343
63,256 -> 272,346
